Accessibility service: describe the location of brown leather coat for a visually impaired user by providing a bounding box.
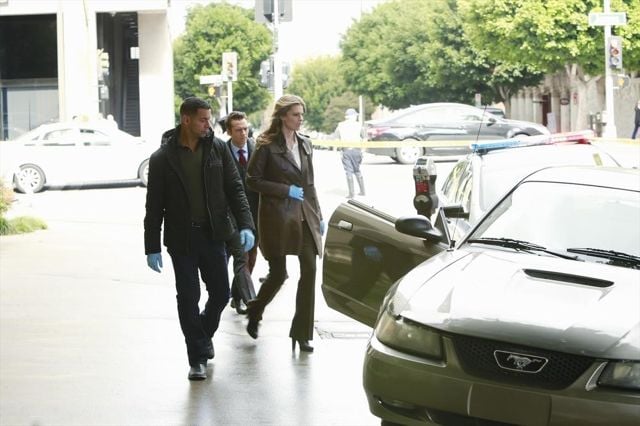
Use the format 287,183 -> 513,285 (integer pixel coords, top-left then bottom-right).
246,133 -> 323,260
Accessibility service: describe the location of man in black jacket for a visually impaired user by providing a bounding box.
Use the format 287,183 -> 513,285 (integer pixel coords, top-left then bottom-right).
223,111 -> 260,314
144,97 -> 255,380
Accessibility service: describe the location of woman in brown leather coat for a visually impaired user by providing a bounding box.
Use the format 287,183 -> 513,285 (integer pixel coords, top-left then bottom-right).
245,94 -> 324,352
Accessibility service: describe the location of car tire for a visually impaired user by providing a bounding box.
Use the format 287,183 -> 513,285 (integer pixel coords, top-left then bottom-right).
14,164 -> 45,193
138,159 -> 149,187
394,142 -> 422,164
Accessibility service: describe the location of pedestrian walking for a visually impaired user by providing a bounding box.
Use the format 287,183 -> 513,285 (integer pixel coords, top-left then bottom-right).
632,99 -> 640,140
245,94 -> 324,353
336,108 -> 365,198
224,111 -> 260,315
144,97 -> 255,381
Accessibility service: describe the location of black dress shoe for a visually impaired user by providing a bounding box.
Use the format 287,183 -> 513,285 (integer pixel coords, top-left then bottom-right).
207,341 -> 215,359
188,363 -> 207,380
292,338 -> 314,353
246,318 -> 259,339
235,300 -> 247,315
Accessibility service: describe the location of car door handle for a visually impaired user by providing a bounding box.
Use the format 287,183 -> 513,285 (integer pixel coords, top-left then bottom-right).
337,220 -> 353,231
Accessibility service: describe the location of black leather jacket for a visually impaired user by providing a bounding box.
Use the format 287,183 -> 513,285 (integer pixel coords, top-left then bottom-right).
144,126 -> 254,255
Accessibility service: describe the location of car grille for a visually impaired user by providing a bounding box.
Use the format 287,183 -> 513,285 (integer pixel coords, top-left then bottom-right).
451,334 -> 595,390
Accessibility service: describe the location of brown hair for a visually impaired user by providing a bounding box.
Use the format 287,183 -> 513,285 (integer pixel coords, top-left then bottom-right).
225,111 -> 248,132
257,94 -> 306,145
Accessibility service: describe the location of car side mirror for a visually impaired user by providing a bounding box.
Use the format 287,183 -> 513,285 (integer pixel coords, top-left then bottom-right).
486,116 -> 497,127
442,204 -> 469,219
395,215 -> 443,243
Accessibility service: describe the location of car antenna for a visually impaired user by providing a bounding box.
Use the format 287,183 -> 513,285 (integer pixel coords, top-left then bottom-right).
476,105 -> 488,142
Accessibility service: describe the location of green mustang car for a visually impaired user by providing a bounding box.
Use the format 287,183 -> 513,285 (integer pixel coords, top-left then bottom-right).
322,166 -> 640,425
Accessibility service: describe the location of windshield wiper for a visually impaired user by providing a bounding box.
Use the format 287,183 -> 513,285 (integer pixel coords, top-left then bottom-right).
467,237 -> 579,260
566,247 -> 640,268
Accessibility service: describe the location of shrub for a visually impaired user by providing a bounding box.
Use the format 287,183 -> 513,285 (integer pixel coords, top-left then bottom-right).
0,179 -> 47,236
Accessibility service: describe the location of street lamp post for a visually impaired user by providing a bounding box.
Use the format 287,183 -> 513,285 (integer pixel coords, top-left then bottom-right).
602,0 -> 616,138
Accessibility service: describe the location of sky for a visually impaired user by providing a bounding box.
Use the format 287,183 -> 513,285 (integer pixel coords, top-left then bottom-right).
168,0 -> 387,65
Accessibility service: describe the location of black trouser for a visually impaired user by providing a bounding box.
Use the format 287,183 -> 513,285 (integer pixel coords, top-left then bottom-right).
226,230 -> 257,304
169,226 -> 229,366
249,223 -> 317,340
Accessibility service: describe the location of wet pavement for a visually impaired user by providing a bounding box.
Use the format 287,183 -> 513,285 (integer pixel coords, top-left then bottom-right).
0,150 -> 392,426
2,144 -> 637,426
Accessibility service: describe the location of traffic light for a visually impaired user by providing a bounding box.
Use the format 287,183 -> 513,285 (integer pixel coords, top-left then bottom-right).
608,36 -> 623,70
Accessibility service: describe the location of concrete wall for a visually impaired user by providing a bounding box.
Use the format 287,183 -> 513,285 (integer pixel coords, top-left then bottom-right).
139,12 -> 175,144
0,0 -> 173,143
509,72 -> 638,137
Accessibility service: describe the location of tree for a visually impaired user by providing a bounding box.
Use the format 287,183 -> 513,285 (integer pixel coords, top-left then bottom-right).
460,0 -> 640,127
339,0 -> 541,111
173,3 -> 272,117
287,56 -> 347,132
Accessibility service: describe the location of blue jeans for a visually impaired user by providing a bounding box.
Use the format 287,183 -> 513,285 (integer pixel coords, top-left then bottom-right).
169,226 -> 229,366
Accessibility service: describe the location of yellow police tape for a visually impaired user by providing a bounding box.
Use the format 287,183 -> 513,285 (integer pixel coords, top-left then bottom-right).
311,137 -> 639,149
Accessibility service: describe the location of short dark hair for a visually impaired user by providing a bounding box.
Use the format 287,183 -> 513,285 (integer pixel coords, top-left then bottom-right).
180,97 -> 210,117
226,111 -> 248,131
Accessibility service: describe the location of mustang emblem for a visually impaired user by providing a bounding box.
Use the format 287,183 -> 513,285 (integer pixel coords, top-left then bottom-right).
494,350 -> 548,373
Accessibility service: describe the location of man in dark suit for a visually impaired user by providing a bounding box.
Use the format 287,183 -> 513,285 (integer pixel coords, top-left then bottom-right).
224,111 -> 260,314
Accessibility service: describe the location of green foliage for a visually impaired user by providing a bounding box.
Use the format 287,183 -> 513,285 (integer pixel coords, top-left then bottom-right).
460,0 -> 640,76
287,56 -> 348,132
0,179 -> 46,236
173,3 -> 273,116
340,0 -> 542,109
2,216 -> 47,235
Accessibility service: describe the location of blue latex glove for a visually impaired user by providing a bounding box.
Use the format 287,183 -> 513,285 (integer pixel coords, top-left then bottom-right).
239,229 -> 255,252
288,185 -> 304,201
320,220 -> 326,236
147,253 -> 163,273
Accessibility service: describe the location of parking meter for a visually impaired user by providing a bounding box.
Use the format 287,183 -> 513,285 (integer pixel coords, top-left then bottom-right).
413,156 -> 438,218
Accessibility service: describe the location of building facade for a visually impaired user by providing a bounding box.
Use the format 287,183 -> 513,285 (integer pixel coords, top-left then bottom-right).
0,0 -> 175,144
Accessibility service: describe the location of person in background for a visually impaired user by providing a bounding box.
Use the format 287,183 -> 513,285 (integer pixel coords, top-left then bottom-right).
143,97 -> 255,381
336,108 -> 365,198
224,111 -> 259,314
632,99 -> 640,140
245,94 -> 324,353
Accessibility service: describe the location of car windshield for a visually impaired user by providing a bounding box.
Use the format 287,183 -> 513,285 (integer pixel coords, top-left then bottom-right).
478,147 -> 619,212
471,181 -> 640,258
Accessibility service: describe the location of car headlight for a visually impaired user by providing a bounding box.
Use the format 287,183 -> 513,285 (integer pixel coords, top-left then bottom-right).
598,361 -> 640,391
375,306 -> 443,360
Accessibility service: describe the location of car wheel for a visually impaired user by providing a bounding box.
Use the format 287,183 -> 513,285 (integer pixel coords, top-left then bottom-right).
395,143 -> 422,164
14,164 -> 45,193
138,159 -> 149,187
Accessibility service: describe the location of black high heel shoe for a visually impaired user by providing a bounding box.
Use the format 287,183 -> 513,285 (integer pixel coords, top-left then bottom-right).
291,338 -> 314,353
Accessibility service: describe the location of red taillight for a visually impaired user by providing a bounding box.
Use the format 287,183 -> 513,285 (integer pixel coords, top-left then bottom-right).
367,126 -> 390,138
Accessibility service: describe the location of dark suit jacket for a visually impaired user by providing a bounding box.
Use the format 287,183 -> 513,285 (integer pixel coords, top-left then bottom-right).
246,133 -> 323,260
226,138 -> 259,229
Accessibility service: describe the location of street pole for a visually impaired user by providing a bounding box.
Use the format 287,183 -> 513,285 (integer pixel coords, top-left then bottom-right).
227,79 -> 233,113
272,0 -> 283,100
603,0 -> 617,138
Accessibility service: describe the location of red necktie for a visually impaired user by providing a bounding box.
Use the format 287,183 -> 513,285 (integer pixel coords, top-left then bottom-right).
238,149 -> 247,166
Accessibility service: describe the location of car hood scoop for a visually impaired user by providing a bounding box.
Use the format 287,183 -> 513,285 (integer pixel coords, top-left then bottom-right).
401,249 -> 640,359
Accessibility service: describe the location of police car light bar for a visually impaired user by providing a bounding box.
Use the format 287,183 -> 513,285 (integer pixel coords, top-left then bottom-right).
471,130 -> 594,153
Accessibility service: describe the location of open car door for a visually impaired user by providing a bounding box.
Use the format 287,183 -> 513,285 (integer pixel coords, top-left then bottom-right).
322,200 -> 450,327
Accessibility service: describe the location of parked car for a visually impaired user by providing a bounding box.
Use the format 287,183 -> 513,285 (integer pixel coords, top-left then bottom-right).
434,131 -> 620,243
365,102 -> 549,164
0,121 -> 154,193
323,166 -> 640,425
